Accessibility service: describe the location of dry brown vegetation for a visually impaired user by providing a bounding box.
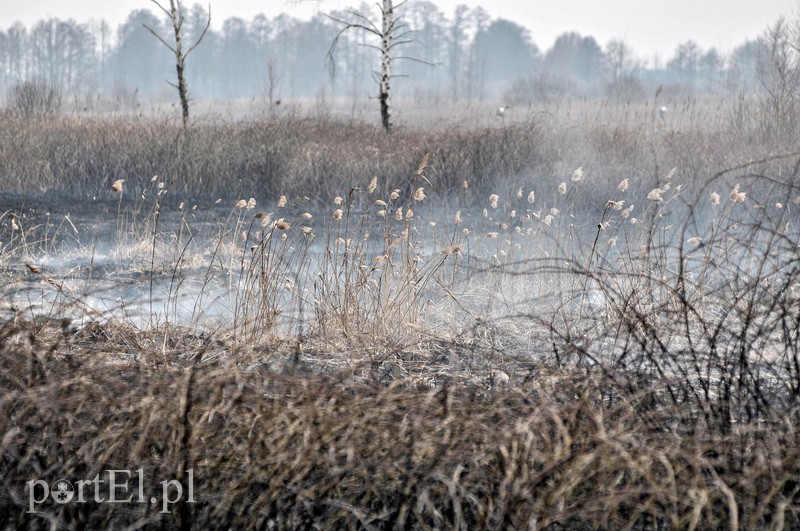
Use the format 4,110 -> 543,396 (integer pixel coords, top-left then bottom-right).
2,100 -> 800,529
0,97 -> 794,207
2,323 -> 800,530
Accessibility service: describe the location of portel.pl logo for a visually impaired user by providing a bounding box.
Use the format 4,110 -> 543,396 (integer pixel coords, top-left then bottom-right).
26,469 -> 194,514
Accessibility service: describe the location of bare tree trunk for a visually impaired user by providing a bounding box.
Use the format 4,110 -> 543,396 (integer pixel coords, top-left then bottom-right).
327,0 -> 424,134
168,2 -> 190,128
144,0 -> 210,128
266,56 -> 281,109
379,0 -> 394,133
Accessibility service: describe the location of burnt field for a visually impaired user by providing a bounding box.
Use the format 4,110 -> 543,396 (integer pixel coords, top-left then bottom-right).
2,104 -> 800,528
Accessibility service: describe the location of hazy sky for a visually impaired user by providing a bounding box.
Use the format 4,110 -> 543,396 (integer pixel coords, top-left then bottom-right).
3,0 -> 796,59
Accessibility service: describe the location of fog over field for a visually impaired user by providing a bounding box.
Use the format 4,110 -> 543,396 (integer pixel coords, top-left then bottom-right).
1,1 -> 800,529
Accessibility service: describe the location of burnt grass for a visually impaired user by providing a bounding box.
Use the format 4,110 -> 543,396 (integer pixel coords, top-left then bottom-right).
1,110 -> 800,529
2,320 -> 799,529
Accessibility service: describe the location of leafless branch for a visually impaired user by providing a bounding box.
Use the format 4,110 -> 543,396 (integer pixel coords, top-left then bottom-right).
186,5 -> 212,57
326,20 -> 380,78
142,23 -> 177,54
149,0 -> 173,18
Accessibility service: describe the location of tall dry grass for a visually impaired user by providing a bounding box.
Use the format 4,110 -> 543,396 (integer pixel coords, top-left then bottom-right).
0,96 -> 794,210
1,98 -> 800,528
1,323 -> 798,529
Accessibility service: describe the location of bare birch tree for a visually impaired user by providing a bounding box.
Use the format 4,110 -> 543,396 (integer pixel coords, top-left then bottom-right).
327,0 -> 416,133
144,0 -> 210,127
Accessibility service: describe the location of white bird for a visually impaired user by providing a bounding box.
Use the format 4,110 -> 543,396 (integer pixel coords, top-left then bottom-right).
658,106 -> 668,121
496,105 -> 510,123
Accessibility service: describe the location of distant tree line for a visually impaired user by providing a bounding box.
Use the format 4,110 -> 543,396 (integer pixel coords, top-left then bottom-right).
0,1 -> 791,111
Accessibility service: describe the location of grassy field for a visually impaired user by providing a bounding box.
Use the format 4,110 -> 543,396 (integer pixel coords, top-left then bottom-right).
2,98 -> 800,529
